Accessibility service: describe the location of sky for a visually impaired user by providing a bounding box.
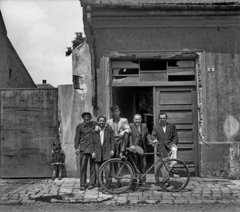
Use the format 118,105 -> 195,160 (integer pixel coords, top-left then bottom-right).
0,0 -> 84,87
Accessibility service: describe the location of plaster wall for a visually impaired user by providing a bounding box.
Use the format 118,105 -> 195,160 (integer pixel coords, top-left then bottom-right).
58,42 -> 93,177
83,8 -> 240,178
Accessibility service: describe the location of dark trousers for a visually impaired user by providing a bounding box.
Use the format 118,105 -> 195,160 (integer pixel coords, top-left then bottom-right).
134,153 -> 146,182
80,152 -> 96,186
95,161 -> 110,187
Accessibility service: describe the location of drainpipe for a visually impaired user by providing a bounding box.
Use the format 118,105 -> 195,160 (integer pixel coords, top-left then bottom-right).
86,5 -> 98,109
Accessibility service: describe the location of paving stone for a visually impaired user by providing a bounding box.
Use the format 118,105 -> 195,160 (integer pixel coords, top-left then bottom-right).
8,196 -> 20,200
173,199 -> 189,204
129,199 -> 142,204
182,193 -> 193,196
159,200 -> 173,204
129,192 -> 142,196
139,196 -> 149,200
59,188 -> 72,193
104,199 -> 116,205
172,193 -> 182,196
161,196 -> 175,200
6,200 -> 20,204
128,196 -> 139,200
152,191 -> 164,196
84,198 -> 98,203
119,193 -> 129,197
144,199 -> 158,204
189,199 -> 203,203
20,199 -> 36,204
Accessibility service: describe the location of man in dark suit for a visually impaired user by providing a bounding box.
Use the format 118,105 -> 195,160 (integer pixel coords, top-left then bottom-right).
151,113 -> 178,185
74,112 -> 98,190
91,116 -> 114,190
129,114 -> 153,186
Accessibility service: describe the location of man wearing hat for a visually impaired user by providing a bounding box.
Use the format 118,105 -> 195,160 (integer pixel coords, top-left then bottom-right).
74,112 -> 98,190
106,105 -> 131,158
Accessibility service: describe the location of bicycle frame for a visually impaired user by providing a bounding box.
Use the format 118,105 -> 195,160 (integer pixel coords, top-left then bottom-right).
126,151 -> 169,180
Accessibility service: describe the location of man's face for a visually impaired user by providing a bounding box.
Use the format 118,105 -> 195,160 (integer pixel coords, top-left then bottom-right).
133,115 -> 142,126
98,118 -> 106,128
159,114 -> 167,126
112,109 -> 120,119
83,115 -> 91,124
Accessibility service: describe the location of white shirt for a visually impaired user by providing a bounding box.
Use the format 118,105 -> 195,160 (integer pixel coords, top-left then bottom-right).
162,125 -> 166,133
100,129 -> 105,145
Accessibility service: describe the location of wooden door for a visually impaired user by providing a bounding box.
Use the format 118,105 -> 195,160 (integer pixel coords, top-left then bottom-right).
0,89 -> 58,178
154,86 -> 198,175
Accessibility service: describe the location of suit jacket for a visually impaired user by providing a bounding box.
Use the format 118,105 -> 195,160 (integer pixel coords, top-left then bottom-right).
106,118 -> 131,138
91,126 -> 114,162
129,123 -> 151,153
151,122 -> 178,157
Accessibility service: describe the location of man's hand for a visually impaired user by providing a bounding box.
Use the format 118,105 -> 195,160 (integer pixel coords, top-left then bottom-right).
92,153 -> 96,159
170,144 -> 177,152
110,151 -> 114,157
119,131 -> 125,137
150,139 -> 158,146
95,125 -> 100,132
130,146 -> 135,152
75,149 -> 79,155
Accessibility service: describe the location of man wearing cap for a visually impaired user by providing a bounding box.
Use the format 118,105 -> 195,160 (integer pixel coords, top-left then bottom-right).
106,105 -> 131,158
74,112 -> 98,190
129,114 -> 153,187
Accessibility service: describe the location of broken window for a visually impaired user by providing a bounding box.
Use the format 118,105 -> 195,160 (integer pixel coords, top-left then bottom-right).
111,58 -> 196,84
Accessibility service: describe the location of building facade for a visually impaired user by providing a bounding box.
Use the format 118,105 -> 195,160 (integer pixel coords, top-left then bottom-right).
0,11 -> 36,88
72,0 -> 240,179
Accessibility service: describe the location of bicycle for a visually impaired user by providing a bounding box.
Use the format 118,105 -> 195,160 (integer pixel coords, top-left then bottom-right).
98,146 -> 190,194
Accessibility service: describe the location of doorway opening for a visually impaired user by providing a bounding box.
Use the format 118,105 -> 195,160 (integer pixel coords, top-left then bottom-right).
112,86 -> 154,173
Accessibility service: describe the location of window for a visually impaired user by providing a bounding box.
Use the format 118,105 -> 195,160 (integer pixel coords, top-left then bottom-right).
111,59 -> 196,83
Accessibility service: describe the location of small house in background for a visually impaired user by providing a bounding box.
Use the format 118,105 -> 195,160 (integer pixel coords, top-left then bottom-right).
73,0 -> 240,179
36,80 -> 55,89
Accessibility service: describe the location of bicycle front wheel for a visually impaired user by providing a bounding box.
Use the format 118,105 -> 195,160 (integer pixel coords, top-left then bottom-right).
155,158 -> 190,192
98,158 -> 134,194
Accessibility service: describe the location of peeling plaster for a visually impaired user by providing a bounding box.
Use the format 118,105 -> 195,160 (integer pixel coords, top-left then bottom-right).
224,115 -> 239,140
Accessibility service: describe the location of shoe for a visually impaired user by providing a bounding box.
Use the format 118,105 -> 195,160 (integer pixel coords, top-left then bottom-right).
80,185 -> 86,190
161,178 -> 170,188
98,187 -> 103,192
52,176 -> 56,180
88,184 -> 95,190
139,182 -> 148,187
58,176 -> 62,180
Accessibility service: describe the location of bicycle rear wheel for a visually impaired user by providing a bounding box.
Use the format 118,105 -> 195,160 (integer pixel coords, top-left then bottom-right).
155,158 -> 190,192
98,158 -> 134,194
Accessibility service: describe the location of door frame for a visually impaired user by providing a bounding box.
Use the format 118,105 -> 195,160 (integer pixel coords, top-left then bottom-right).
105,50 -> 205,176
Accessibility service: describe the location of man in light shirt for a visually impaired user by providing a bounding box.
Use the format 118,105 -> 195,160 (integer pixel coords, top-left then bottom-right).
106,105 -> 131,158
151,113 -> 178,186
91,116 -> 114,190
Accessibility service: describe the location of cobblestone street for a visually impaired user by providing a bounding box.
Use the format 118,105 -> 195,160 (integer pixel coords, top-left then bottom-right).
1,203 -> 240,212
1,176 -> 240,206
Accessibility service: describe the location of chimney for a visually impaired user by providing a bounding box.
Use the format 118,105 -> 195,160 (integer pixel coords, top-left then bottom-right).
42,80 -> 47,84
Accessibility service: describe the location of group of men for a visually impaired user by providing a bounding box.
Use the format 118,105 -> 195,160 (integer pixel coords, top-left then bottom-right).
74,105 -> 178,191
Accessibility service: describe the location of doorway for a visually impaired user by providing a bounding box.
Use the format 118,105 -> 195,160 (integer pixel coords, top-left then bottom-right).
112,86 -> 155,173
